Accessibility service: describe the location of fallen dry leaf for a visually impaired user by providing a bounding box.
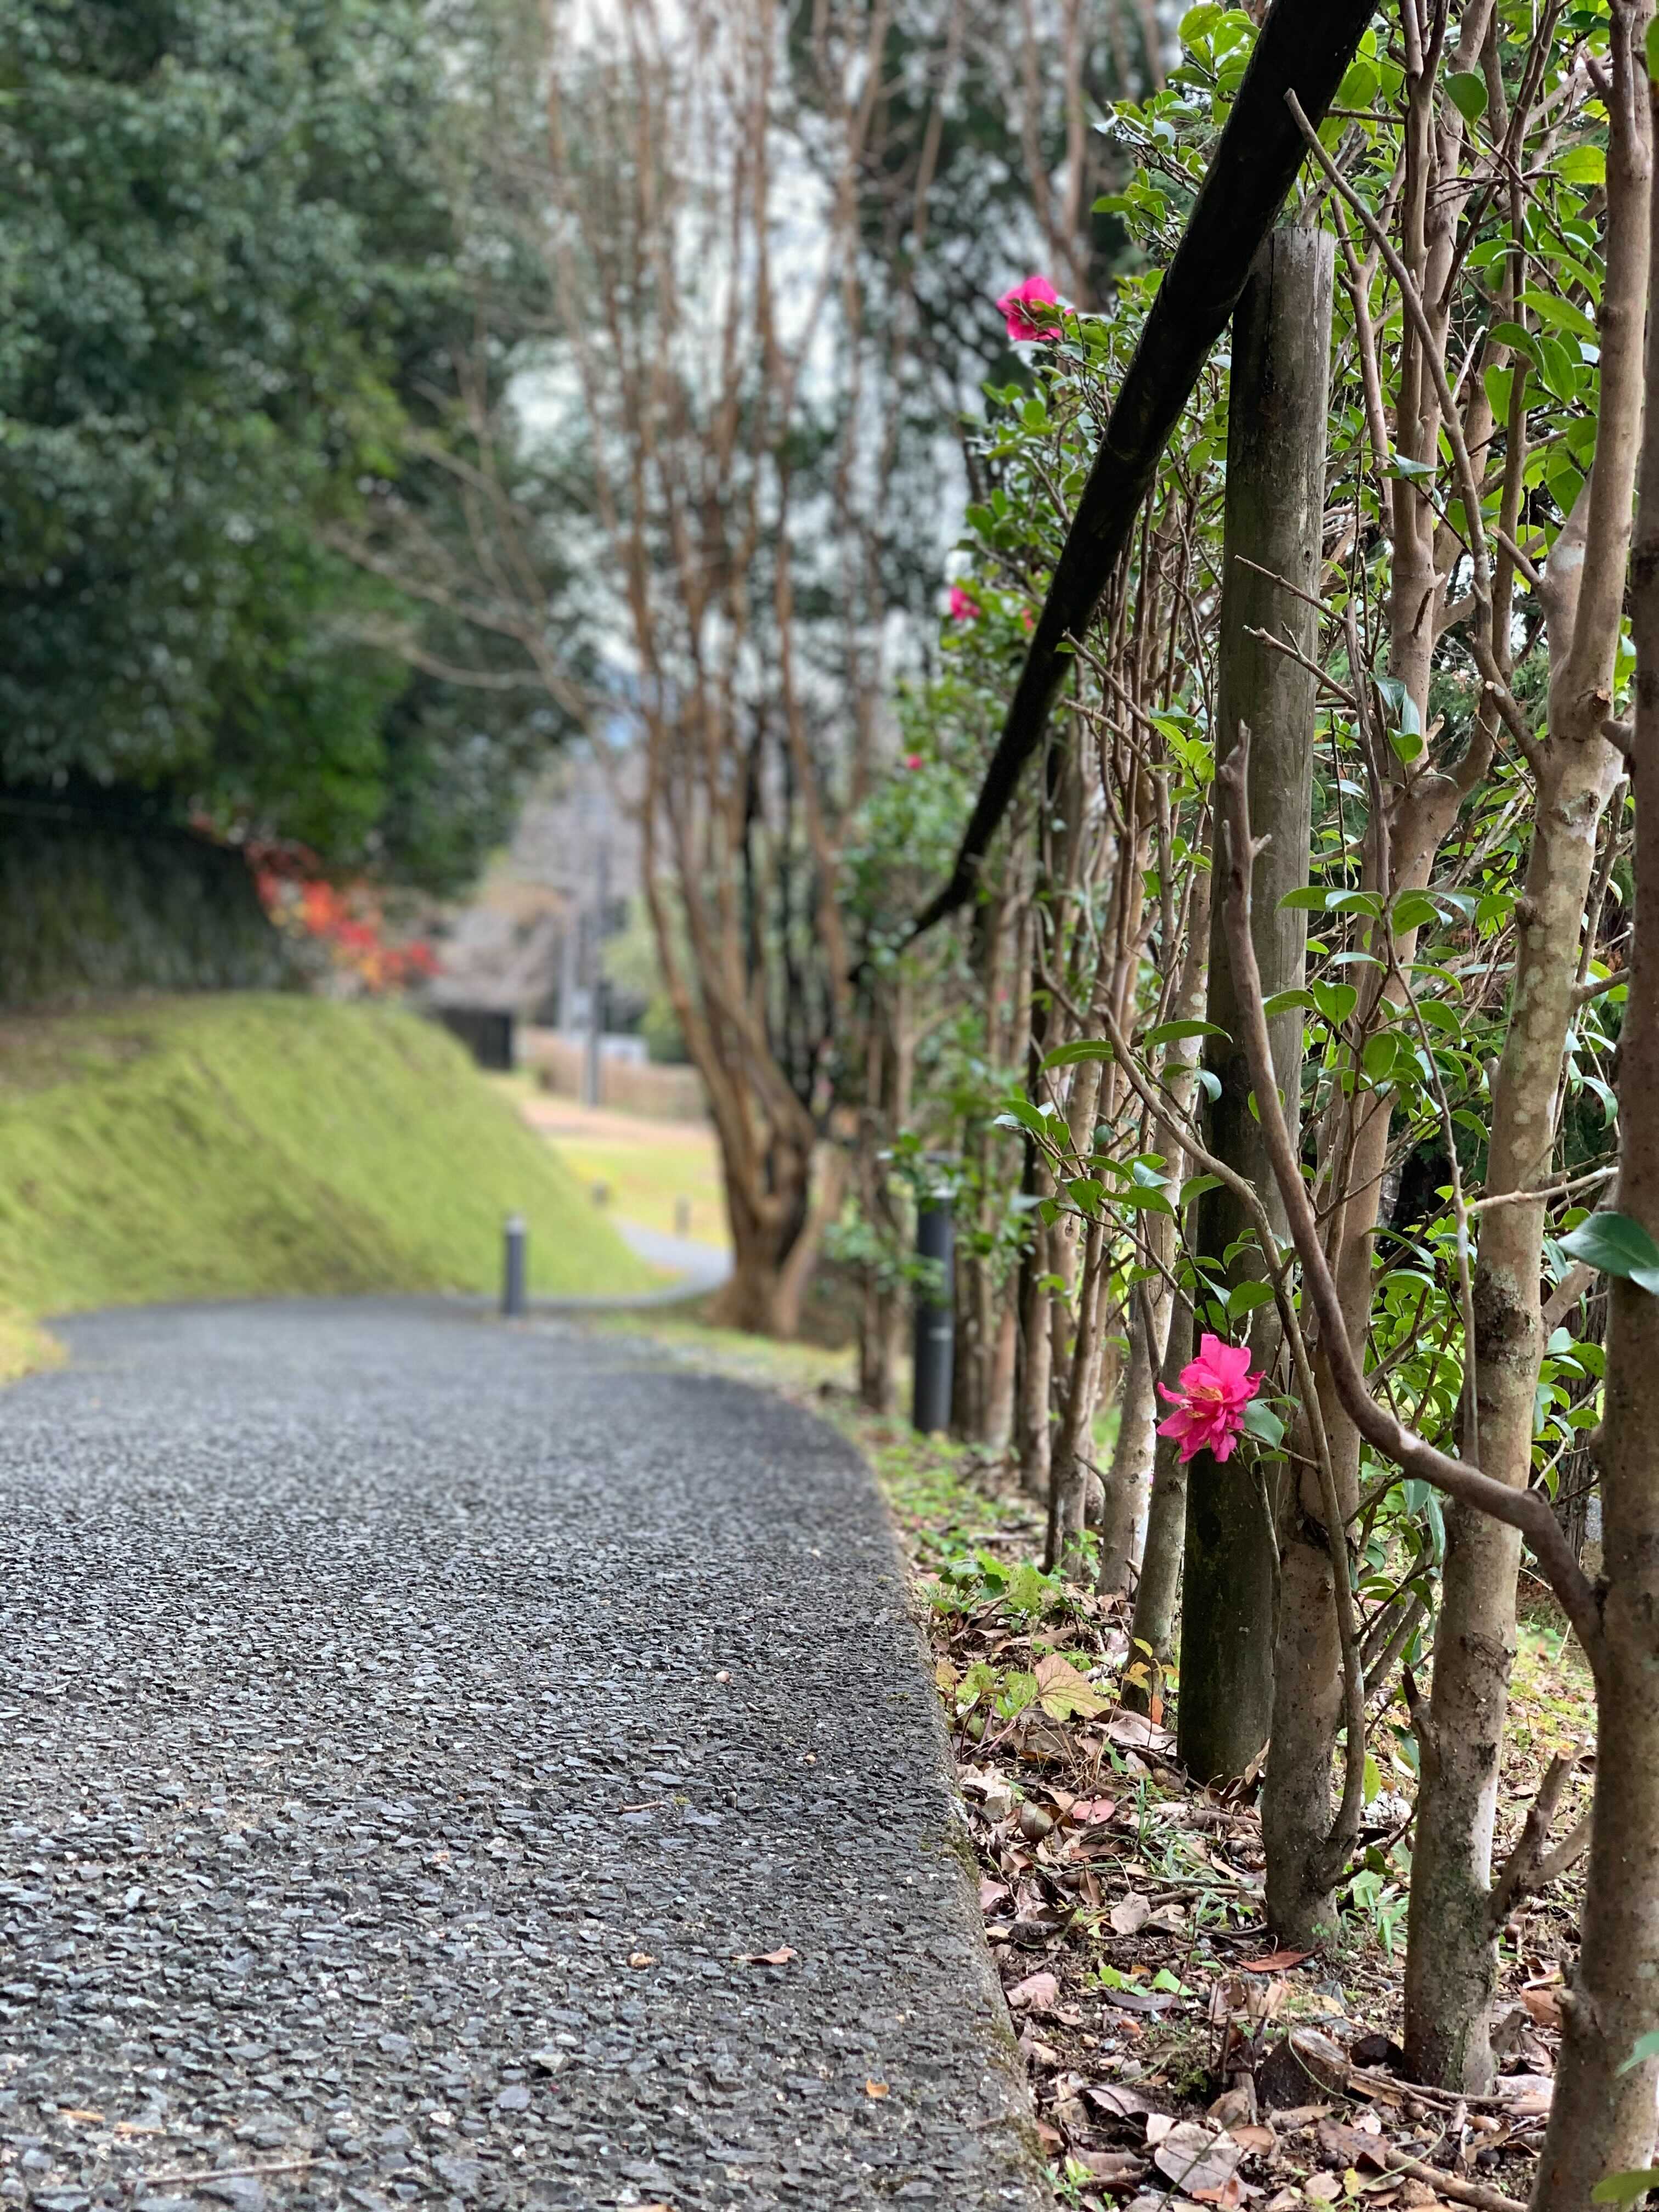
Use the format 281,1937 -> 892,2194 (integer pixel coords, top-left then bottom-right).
1069,1797 -> 1118,1825
864,2079 -> 889,2099
1110,1892 -> 1153,1936
1520,1986 -> 1563,2029
1193,2176 -> 1243,2208
1074,2149 -> 1147,2183
1305,2176 -> 1342,2203
1153,2120 -> 1243,2196
1034,1651 -> 1110,1720
979,1877 -> 1012,1912
1317,2119 -> 1388,2172
1239,1948 -> 1313,1973
59,2111 -> 104,2125
1105,1709 -> 1175,1752
1228,2124 -> 1277,2154
1146,2114 -> 1177,2146
627,1951 -> 656,1968
1085,2081 -> 1155,2120
1005,1968 -> 1060,2012
739,1946 -> 797,1966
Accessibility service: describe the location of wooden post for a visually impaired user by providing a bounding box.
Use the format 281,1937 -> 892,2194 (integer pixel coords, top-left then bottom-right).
1177,225 -> 1334,1784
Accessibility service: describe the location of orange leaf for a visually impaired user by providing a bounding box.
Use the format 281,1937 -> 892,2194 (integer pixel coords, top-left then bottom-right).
865,2078 -> 889,2099
1240,1948 -> 1313,1972
741,1945 -> 797,1966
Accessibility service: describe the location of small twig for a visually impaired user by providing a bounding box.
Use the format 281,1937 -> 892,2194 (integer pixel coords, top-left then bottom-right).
1468,1161 -> 1619,1215
1488,1751 -> 1592,1928
1379,2146 -> 1526,2210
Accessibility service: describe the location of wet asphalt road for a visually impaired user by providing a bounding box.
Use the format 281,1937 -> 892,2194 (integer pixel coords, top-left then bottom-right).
0,1304 -> 1043,2212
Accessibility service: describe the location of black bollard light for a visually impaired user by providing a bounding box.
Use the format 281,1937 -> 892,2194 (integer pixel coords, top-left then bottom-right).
502,1212 -> 528,1317
911,1175 -> 955,1435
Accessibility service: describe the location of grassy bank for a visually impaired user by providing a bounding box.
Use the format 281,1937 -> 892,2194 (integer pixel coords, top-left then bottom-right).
0,994 -> 656,1316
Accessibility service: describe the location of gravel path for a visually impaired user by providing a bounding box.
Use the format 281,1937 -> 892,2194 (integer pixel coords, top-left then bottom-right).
0,1303 -> 1043,2212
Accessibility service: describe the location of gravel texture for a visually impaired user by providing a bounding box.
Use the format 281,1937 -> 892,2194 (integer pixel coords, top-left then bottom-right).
0,1302 -> 1045,2212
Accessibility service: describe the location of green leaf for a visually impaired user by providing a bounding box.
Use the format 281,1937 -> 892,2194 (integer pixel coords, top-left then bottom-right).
1143,1018 -> 1228,1046
1390,891 -> 1440,934
1592,2174 -> 1659,2205
1363,1031 -> 1401,1081
1373,674 -> 1423,738
1559,1212 -> 1659,1296
1558,143 -> 1607,187
1522,287 -> 1600,347
1227,1279 -> 1276,1319
1262,988 -> 1317,1018
1279,885 -> 1334,912
1180,1173 -> 1223,1207
1618,2033 -> 1659,2077
1312,981 -> 1358,1026
1445,70 -> 1487,123
1650,16 -> 1659,85
1041,1039 -> 1114,1070
1240,1397 -> 1284,1447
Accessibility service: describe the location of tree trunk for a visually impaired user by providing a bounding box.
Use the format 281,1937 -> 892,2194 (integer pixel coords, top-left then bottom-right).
1126,1293 -> 1193,1708
708,1130 -> 830,1338
1179,225 -> 1331,1786
1406,0 -> 1650,2084
1016,1217 -> 1054,1500
1531,77 -> 1659,2175
1098,1290 -> 1158,1594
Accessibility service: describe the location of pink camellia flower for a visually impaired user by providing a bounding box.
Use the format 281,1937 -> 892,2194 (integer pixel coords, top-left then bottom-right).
904,752 -> 923,770
996,274 -> 1062,342
949,583 -> 981,622
1156,1333 -> 1265,1465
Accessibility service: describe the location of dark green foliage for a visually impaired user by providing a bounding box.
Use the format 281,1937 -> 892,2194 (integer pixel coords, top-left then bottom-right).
0,0 -> 560,888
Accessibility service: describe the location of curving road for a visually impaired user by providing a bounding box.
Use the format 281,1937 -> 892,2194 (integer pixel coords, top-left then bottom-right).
0,1303 -> 1044,2212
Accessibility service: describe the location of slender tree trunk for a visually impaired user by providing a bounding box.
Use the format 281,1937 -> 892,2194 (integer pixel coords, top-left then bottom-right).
1126,1292 -> 1193,1707
1531,90 -> 1659,2185
1017,1212 -> 1054,1499
1098,1289 -> 1158,1593
1180,225 -> 1330,1784
986,1296 -> 1018,1451
1406,3 -> 1651,2087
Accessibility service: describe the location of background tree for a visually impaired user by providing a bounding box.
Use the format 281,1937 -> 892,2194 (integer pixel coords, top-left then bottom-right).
0,0 -> 562,888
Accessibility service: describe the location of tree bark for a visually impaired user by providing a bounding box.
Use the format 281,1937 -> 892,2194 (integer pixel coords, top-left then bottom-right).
1526,36 -> 1659,2197
1405,2 -> 1651,2092
1098,1289 -> 1159,1595
1126,1291 -> 1193,1707
1179,225 -> 1331,1787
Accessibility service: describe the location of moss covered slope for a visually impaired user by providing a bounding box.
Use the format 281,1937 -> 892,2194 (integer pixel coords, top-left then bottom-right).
0,995 -> 656,1311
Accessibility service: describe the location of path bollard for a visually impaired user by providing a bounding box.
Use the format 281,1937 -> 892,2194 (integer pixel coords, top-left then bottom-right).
502,1212 -> 528,1317
911,1179 -> 955,1435
674,1195 -> 691,1237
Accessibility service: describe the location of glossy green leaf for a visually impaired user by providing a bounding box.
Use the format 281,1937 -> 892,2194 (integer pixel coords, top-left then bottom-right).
1445,70 -> 1487,123
1559,1213 -> 1659,1297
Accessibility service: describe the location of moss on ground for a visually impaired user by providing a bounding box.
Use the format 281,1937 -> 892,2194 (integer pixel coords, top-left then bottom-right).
0,994 -> 656,1313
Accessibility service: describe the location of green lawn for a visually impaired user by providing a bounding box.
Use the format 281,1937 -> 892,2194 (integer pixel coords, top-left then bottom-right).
0,994 -> 656,1318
